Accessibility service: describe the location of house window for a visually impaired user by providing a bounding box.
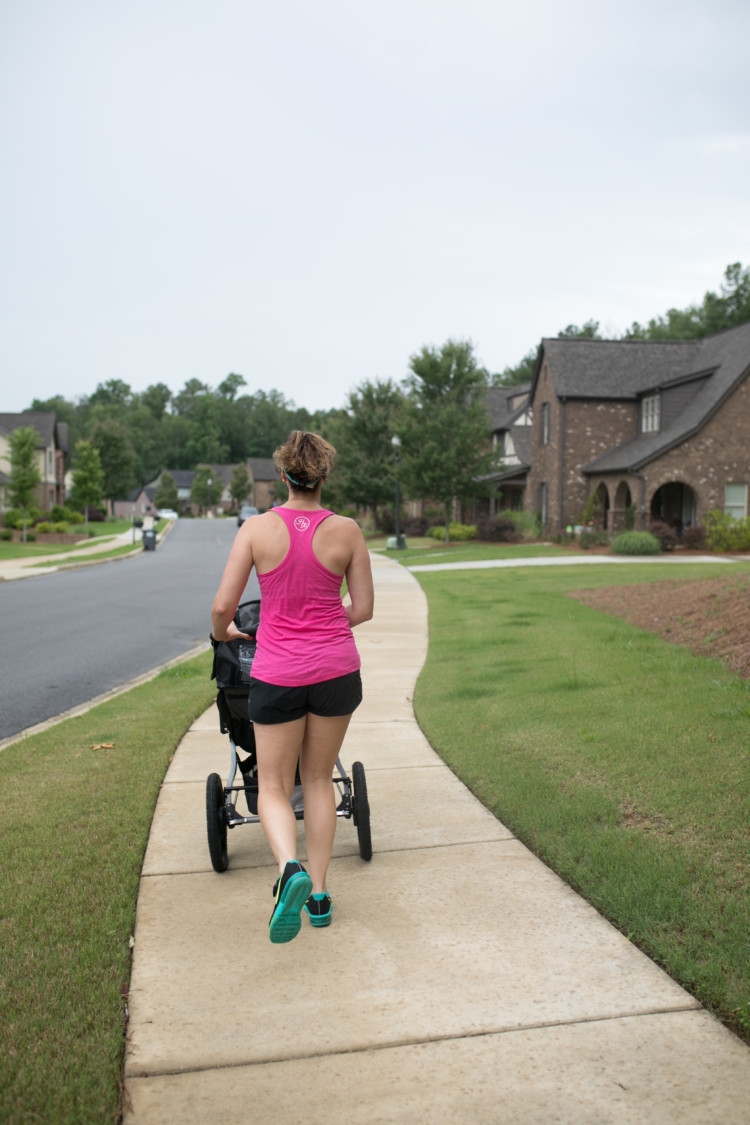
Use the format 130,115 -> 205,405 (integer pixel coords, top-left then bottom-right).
540,482 -> 548,525
725,483 -> 748,520
642,394 -> 661,433
541,403 -> 550,445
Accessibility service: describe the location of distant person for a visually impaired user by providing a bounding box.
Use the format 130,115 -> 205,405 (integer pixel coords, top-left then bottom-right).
211,431 -> 374,943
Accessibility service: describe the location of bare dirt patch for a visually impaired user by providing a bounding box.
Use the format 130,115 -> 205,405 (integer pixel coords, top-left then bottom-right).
569,573 -> 750,680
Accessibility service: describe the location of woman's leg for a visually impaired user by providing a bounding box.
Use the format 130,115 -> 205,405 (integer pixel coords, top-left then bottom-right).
299,713 -> 352,893
254,717 -> 306,872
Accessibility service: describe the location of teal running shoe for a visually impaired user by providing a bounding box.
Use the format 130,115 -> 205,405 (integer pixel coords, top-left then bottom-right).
304,892 -> 333,928
269,861 -> 312,944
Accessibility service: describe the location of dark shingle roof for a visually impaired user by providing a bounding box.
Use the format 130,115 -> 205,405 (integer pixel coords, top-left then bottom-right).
536,339 -> 701,400
0,412 -> 57,445
484,383 -> 531,430
249,458 -> 280,481
581,320 -> 750,472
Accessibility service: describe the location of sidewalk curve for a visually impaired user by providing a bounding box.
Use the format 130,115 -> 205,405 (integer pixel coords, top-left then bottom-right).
123,554 -> 750,1124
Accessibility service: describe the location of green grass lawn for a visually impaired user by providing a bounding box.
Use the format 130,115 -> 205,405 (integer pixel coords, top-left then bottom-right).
411,560 -> 750,1043
0,652 -> 216,1125
369,540 -> 574,564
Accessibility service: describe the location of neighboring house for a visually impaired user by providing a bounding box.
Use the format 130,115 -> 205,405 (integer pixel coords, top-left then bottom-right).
477,382 -> 533,516
113,459 -> 281,517
525,320 -> 750,533
0,412 -> 69,511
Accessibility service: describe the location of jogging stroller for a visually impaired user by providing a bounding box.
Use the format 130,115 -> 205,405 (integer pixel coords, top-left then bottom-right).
206,599 -> 372,873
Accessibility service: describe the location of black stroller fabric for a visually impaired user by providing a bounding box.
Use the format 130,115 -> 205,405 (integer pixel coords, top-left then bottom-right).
211,600 -> 260,812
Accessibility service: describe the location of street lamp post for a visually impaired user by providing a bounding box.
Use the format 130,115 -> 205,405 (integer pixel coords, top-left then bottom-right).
391,435 -> 406,549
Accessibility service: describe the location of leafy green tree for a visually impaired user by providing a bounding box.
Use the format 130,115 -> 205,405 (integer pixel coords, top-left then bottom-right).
400,340 -> 493,541
491,348 -> 538,387
88,417 -> 137,512
229,463 -> 252,511
625,261 -> 750,339
8,426 -> 42,541
69,440 -> 104,526
154,471 -> 179,513
190,464 -> 223,514
326,380 -> 406,527
139,383 -> 172,422
557,319 -> 601,339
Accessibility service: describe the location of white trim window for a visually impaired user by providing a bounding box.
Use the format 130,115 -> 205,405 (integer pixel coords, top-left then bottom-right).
540,482 -> 548,525
724,483 -> 748,520
642,394 -> 661,433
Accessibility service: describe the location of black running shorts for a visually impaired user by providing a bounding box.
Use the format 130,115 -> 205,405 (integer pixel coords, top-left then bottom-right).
248,670 -> 362,725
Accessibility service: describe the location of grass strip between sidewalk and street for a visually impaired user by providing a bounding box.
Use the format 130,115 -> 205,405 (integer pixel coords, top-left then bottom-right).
411,560 -> 750,1044
0,650 -> 216,1125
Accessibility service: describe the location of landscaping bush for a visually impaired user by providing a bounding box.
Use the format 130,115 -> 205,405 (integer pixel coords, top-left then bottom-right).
476,515 -> 521,542
682,524 -> 706,550
578,529 -> 610,549
82,507 -> 107,522
648,520 -> 677,551
703,509 -> 750,552
35,521 -> 53,534
611,531 -> 661,555
427,522 -> 477,542
2,508 -> 21,529
404,516 -> 430,537
0,528 -> 12,541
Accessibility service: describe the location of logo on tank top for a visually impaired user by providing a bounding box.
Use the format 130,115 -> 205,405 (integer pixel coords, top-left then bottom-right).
294,516 -> 310,532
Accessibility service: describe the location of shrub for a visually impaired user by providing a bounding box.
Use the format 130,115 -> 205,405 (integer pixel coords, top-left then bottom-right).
578,529 -> 610,549
427,522 -> 477,542
477,516 -> 520,542
0,528 -> 12,541
611,531 -> 661,555
703,509 -> 750,552
682,525 -> 706,550
35,521 -> 53,534
648,520 -> 677,551
66,510 -> 85,524
2,508 -> 21,529
404,516 -> 430,537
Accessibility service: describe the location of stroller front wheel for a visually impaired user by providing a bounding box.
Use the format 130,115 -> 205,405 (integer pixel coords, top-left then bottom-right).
206,772 -> 229,872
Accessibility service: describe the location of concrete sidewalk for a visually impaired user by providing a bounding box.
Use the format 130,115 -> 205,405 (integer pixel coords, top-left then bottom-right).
123,554 -> 750,1124
0,526 -> 144,580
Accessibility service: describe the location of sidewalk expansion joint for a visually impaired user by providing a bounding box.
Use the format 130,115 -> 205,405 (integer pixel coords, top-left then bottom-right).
126,1003 -> 704,1081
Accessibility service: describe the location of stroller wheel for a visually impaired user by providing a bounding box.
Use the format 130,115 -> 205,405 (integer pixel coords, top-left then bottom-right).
351,761 -> 372,862
206,772 -> 229,872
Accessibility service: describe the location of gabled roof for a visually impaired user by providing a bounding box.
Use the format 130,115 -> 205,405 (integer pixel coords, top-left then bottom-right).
532,339 -> 701,401
0,412 -> 59,446
484,383 -> 531,431
249,458 -> 279,481
580,321 -> 750,472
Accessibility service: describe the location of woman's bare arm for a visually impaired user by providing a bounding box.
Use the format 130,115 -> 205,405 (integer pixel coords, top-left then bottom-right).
344,526 -> 374,627
211,526 -> 255,641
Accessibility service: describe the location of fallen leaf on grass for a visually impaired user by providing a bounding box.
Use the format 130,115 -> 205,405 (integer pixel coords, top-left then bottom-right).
89,742 -> 116,750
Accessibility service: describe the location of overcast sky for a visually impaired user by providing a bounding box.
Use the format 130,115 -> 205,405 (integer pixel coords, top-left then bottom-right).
2,0 -> 749,415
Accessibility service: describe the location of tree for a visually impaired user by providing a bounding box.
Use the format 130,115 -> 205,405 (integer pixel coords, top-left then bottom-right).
154,471 -> 179,513
492,347 -> 538,387
69,440 -> 104,526
88,417 -> 137,513
326,380 -> 406,527
400,340 -> 494,541
8,426 -> 42,541
229,463 -> 252,511
190,464 -> 223,514
557,319 -> 601,339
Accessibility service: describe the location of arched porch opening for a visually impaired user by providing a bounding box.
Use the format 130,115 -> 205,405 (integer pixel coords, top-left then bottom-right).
650,481 -> 697,537
611,480 -> 633,533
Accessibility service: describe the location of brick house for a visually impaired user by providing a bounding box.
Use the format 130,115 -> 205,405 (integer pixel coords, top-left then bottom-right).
0,412 -> 69,511
114,459 -> 281,517
485,320 -> 750,535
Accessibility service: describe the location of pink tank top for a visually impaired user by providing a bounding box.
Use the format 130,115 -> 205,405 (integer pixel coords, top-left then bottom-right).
250,507 -> 361,687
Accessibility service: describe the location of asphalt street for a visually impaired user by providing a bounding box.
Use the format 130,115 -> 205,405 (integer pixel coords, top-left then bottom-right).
0,520 -> 259,742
